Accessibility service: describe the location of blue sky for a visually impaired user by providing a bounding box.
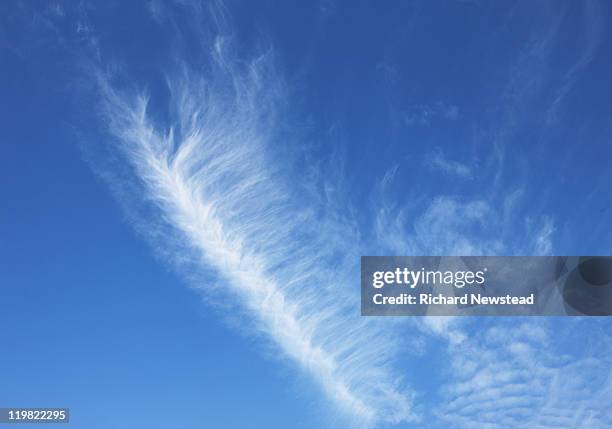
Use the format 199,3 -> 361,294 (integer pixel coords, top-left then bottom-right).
1,1 -> 612,428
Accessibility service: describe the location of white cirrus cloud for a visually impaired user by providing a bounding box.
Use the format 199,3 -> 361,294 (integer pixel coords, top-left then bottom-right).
93,32 -> 417,428
425,148 -> 473,179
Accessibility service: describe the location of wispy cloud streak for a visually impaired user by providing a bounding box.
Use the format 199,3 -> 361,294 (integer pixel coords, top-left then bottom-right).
425,148 -> 473,179
95,36 -> 415,426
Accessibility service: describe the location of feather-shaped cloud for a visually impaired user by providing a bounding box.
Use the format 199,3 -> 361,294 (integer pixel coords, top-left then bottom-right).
95,36 -> 416,427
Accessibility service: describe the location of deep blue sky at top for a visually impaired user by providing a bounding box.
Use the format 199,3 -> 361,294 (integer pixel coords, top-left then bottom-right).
1,1 -> 612,429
